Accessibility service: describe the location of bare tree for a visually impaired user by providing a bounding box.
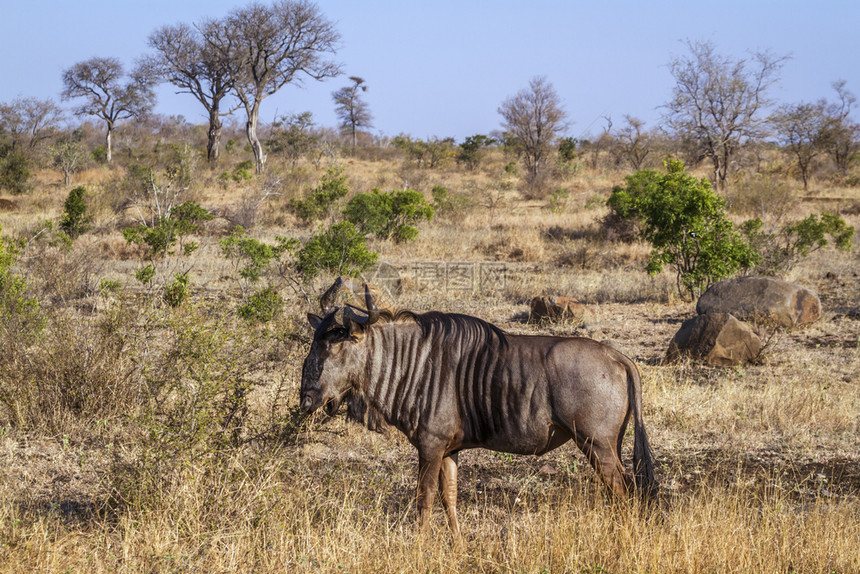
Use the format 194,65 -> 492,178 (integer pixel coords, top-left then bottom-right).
771,101 -> 828,190
822,80 -> 859,175
332,76 -> 373,149
498,76 -> 567,191
664,40 -> 788,189
614,115 -> 653,170
0,96 -> 65,155
143,22 -> 241,162
61,57 -> 156,164
206,0 -> 341,174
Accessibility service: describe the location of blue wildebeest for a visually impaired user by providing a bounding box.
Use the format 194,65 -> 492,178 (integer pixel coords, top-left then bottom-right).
300,284 -> 656,537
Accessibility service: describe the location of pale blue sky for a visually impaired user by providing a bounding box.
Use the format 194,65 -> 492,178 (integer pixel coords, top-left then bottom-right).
1,0 -> 857,141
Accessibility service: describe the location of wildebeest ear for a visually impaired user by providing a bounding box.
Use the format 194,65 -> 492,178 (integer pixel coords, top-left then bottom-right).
307,313 -> 323,330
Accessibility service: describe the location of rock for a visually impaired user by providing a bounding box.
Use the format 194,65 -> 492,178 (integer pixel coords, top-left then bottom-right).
697,276 -> 821,328
529,296 -> 590,323
665,312 -> 762,367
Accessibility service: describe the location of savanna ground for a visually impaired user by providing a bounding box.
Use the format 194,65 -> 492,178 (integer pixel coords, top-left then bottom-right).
1,145 -> 859,572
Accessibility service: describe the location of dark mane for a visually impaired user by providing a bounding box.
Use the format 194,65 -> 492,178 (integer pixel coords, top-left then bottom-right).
364,308 -> 509,347
411,310 -> 509,348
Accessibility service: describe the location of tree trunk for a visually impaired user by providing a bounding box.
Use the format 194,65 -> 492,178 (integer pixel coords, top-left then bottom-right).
105,123 -> 113,164
245,103 -> 266,174
207,111 -> 223,163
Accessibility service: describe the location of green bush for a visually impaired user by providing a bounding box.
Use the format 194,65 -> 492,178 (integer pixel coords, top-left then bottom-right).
220,226 -> 298,285
549,188 -> 569,213
217,159 -> 254,187
163,272 -> 190,307
123,200 -> 212,260
456,134 -> 495,170
238,286 -> 283,322
741,212 -> 854,275
606,158 -> 759,299
0,225 -> 44,344
557,137 -> 578,162
431,185 -> 472,220
343,187 -> 434,243
91,145 -> 107,164
296,221 -> 378,279
106,305 -> 268,508
59,186 -> 92,239
0,149 -> 31,195
288,167 -> 350,225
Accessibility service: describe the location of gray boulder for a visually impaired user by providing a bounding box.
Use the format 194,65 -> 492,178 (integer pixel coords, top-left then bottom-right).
697,276 -> 821,328
666,312 -> 762,367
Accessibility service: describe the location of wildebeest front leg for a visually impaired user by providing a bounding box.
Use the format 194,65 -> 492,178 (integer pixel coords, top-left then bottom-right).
416,449 -> 443,532
439,453 -> 461,540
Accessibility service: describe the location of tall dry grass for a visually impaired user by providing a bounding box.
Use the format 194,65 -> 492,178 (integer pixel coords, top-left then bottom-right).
2,445 -> 857,573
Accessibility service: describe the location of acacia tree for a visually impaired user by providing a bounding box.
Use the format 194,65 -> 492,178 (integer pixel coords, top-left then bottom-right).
498,76 -> 567,191
143,22 -> 241,162
61,57 -> 156,164
664,40 -> 787,189
207,0 -> 341,174
332,76 -> 373,149
771,101 -> 828,190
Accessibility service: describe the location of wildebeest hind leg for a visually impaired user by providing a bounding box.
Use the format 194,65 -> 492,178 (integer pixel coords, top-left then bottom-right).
576,435 -> 630,496
439,453 -> 461,540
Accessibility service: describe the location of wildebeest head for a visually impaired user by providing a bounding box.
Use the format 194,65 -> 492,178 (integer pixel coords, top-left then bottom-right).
300,282 -> 380,417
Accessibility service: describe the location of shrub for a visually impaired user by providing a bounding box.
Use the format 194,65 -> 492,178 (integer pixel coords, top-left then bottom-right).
741,212 -> 854,276
0,225 -> 44,345
59,186 -> 92,239
221,228 -> 295,283
431,185 -> 472,221
456,134 -> 495,170
549,188 -> 569,213
606,158 -> 759,299
220,225 -> 300,310
163,272 -> 190,307
0,149 -> 31,195
288,167 -> 349,224
0,305 -> 137,431
343,188 -> 434,243
238,286 -> 284,322
123,200 -> 212,261
296,221 -> 378,279
91,145 -> 107,164
107,305 -> 269,508
217,159 -> 254,187
557,136 -> 578,162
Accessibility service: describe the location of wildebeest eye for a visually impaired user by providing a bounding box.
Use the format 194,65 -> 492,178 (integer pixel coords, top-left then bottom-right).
321,326 -> 350,342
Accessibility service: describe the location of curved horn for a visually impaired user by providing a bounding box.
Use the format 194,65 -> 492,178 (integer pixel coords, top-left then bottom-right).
319,276 -> 344,313
364,284 -> 380,325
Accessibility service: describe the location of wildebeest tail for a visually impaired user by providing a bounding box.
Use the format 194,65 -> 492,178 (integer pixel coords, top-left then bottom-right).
626,357 -> 657,496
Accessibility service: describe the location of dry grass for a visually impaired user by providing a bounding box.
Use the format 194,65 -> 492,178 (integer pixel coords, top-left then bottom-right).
0,150 -> 858,572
